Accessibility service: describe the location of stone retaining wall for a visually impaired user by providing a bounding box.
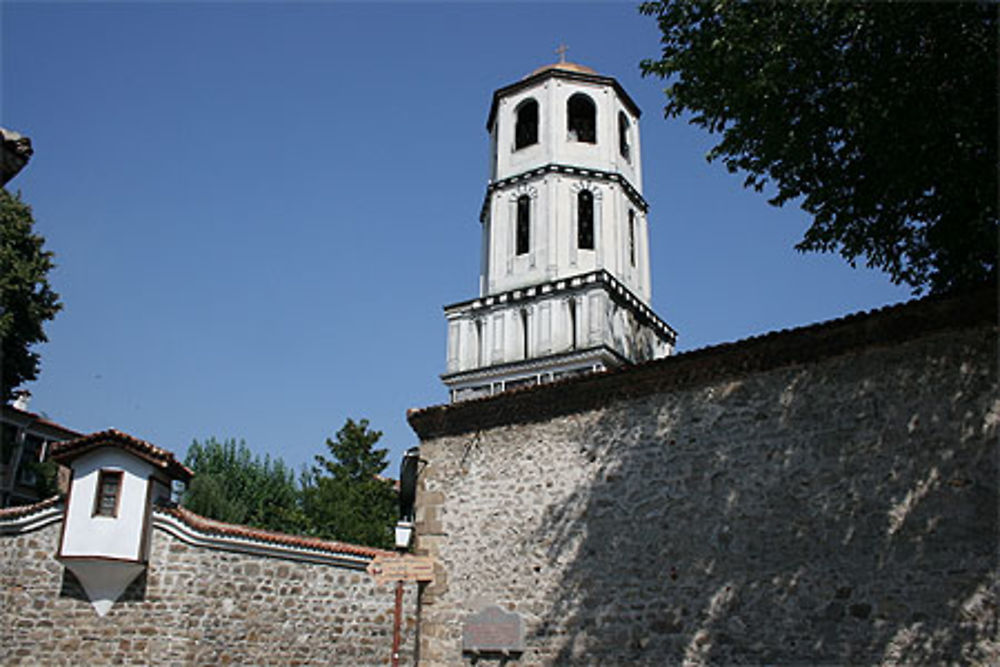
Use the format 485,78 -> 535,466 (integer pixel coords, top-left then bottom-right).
410,289 -> 998,665
1,516 -> 417,664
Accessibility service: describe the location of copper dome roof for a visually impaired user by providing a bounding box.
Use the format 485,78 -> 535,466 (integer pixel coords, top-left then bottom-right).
526,61 -> 597,78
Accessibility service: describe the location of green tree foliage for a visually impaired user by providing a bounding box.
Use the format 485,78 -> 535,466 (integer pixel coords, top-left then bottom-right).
639,1 -> 997,293
0,189 -> 61,401
181,424 -> 398,548
28,459 -> 60,499
183,438 -> 306,534
302,418 -> 396,549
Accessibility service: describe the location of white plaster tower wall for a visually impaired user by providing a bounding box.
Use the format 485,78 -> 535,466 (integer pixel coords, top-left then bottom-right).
481,177 -> 651,300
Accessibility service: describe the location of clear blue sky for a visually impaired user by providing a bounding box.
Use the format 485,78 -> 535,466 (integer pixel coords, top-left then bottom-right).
3,2 -> 910,476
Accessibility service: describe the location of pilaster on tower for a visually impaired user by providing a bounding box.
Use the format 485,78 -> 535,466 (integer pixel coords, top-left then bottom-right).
443,59 -> 676,403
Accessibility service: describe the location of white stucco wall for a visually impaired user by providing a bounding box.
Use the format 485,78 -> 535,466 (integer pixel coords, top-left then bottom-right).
481,178 -> 651,302
60,447 -> 153,562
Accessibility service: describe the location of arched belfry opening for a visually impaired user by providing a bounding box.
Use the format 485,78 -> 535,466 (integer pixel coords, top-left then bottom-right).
567,93 -> 596,143
515,99 -> 539,150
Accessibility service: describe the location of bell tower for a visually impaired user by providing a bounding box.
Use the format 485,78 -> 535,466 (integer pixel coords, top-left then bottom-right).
443,55 -> 677,402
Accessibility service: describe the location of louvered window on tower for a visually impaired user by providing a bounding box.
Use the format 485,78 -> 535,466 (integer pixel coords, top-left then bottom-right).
515,99 -> 539,150
516,195 -> 530,255
578,190 -> 594,250
567,93 -> 596,143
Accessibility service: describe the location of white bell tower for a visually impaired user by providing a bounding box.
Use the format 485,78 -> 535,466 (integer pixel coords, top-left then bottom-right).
443,54 -> 677,402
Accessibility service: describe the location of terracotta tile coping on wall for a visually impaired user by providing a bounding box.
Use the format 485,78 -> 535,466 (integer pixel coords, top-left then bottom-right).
161,505 -> 396,559
0,494 -> 62,519
0,496 -> 394,562
49,428 -> 194,481
408,285 -> 997,440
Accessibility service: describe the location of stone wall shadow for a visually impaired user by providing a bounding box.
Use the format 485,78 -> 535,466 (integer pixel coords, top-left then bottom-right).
59,567 -> 148,605
529,348 -> 997,664
58,567 -> 89,602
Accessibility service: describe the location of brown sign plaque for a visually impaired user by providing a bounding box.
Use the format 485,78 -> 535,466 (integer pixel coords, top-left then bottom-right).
462,605 -> 525,655
366,555 -> 435,585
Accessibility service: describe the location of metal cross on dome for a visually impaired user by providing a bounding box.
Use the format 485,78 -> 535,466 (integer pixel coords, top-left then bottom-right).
555,43 -> 568,63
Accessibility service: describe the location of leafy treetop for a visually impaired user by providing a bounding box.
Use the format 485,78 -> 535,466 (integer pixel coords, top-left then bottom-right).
639,1 -> 997,293
1,189 -> 61,401
303,418 -> 397,549
313,417 -> 390,483
183,437 -> 306,534
182,420 -> 399,550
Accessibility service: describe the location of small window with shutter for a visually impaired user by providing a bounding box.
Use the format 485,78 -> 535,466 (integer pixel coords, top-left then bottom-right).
93,470 -> 123,518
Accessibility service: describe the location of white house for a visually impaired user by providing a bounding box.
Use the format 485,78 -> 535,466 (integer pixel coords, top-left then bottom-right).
49,429 -> 192,616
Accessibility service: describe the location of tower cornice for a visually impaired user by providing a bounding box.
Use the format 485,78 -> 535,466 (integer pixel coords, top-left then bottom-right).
440,344 -> 629,384
480,163 -> 648,223
443,269 -> 677,344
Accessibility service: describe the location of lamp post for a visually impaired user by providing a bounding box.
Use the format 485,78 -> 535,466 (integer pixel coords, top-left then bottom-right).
390,447 -> 422,666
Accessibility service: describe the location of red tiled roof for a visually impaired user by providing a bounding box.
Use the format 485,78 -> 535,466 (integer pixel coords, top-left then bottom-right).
528,61 -> 598,77
0,404 -> 81,438
375,474 -> 401,492
0,494 -> 61,519
49,429 -> 193,481
163,506 -> 394,559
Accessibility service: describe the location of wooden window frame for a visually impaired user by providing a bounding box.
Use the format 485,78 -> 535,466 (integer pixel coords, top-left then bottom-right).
93,469 -> 124,518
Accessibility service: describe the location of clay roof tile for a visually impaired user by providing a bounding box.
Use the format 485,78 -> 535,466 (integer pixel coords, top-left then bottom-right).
164,506 -> 394,559
49,429 -> 193,481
